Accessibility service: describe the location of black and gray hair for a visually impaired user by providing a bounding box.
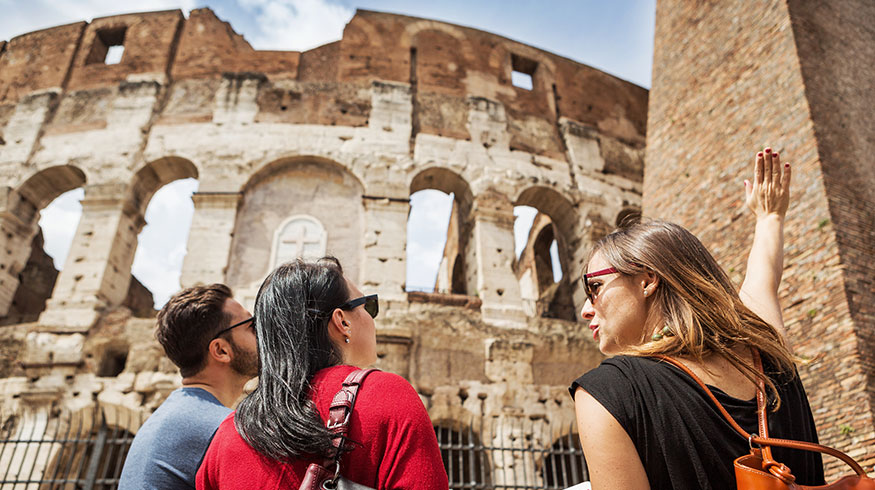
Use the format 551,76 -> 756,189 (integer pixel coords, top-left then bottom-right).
234,257 -> 349,461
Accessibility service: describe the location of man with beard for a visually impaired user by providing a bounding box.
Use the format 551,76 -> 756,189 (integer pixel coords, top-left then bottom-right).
119,284 -> 258,490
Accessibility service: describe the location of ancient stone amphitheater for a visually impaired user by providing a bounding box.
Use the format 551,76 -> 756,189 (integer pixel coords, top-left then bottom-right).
1,2 -> 873,486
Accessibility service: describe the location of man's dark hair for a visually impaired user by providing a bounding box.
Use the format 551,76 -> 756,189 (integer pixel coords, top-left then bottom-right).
156,284 -> 233,377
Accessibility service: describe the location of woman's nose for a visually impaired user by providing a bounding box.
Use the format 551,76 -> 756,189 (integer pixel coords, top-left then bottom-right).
580,298 -> 595,320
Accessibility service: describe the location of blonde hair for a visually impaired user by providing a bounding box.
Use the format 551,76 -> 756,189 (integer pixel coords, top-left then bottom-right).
587,219 -> 795,407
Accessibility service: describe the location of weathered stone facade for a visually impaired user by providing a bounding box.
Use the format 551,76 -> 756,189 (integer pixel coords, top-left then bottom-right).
0,8 -> 646,485
647,0 -> 875,475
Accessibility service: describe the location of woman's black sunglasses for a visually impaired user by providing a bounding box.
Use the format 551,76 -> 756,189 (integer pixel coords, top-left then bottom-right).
337,294 -> 379,318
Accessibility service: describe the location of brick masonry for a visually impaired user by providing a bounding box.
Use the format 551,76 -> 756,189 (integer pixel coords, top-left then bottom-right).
646,0 -> 875,476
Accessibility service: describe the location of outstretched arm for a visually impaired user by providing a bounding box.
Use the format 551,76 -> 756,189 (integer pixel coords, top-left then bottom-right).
739,148 -> 790,341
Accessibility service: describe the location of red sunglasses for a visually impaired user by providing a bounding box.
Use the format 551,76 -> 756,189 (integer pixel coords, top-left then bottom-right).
582,267 -> 619,303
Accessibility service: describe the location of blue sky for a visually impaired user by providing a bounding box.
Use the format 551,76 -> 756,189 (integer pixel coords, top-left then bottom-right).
3,0 -> 655,307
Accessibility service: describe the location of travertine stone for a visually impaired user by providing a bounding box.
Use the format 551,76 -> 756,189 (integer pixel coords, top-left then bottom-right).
180,192 -> 242,288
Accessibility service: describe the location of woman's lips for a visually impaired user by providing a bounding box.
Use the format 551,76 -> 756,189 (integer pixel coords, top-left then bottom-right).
590,324 -> 599,340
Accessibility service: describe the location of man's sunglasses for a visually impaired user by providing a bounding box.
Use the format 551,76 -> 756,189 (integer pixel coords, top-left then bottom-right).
337,294 -> 379,319
582,267 -> 618,303
211,316 -> 255,340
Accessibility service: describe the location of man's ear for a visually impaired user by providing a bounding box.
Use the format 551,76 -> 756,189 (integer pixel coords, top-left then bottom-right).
207,337 -> 233,365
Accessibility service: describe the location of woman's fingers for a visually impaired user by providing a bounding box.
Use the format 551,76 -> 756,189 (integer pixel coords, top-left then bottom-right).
781,161 -> 791,195
763,148 -> 774,184
755,151 -> 764,185
771,151 -> 782,184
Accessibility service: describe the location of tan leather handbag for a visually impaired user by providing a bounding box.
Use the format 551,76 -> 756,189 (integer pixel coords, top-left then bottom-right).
656,355 -> 875,489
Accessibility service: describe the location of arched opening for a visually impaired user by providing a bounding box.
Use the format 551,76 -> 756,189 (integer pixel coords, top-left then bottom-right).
0,166 -> 86,325
434,422 -> 489,490
513,187 -> 577,321
129,157 -> 199,312
540,433 -> 588,488
406,189 -> 455,292
227,157 -> 364,309
407,168 -> 474,296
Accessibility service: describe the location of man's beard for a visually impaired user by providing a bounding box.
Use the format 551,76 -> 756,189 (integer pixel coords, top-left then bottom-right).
227,337 -> 259,378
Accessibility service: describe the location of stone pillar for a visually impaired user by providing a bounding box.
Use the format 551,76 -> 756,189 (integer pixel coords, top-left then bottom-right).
179,192 -> 241,288
466,194 -> 526,328
361,196 -> 409,303
39,184 -> 144,332
0,191 -> 39,316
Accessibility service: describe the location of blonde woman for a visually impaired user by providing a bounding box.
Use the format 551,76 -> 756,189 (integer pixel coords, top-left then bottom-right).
570,149 -> 825,489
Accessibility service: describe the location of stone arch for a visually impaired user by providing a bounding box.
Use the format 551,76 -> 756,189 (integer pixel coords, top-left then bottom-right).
402,21 -> 470,50
242,154 -> 366,195
227,156 -> 366,307
0,165 -> 87,319
129,156 -> 199,217
10,165 -> 87,223
409,167 -> 475,295
514,186 -> 576,270
513,186 -> 578,321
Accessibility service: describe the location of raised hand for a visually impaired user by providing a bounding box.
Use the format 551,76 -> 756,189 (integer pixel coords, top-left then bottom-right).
744,148 -> 790,220
739,147 -> 790,341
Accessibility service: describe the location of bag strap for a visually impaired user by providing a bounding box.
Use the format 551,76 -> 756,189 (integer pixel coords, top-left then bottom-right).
653,354 -> 868,477
327,368 -> 378,453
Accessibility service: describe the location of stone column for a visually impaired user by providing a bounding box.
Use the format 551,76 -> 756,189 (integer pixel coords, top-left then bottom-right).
466,194 -> 526,328
39,184 -> 144,332
0,190 -> 40,316
179,192 -> 241,288
360,196 -> 409,303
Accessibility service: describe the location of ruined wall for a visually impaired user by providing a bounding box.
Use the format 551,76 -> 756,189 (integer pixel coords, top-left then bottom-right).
0,9 -> 645,484
646,0 -> 875,473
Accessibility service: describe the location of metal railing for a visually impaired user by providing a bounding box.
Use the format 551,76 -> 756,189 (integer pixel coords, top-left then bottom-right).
436,417 -> 588,489
0,406 -> 141,489
1,409 -> 586,489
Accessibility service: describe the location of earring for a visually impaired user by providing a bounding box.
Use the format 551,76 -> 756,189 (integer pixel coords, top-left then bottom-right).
651,325 -> 673,341
344,337 -> 350,344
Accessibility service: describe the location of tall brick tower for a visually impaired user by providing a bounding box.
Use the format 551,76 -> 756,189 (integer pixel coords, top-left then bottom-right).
646,0 -> 875,475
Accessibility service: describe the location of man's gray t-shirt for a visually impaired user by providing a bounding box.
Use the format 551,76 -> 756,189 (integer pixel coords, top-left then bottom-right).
119,387 -> 232,489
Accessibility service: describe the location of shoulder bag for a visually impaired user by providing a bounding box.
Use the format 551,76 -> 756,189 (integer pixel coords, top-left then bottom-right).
299,369 -> 379,490
656,354 -> 875,489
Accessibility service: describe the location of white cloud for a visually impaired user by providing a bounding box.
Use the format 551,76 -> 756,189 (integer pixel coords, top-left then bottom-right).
406,190 -> 453,291
39,188 -> 85,270
513,205 -> 537,259
235,0 -> 353,51
131,178 -> 198,308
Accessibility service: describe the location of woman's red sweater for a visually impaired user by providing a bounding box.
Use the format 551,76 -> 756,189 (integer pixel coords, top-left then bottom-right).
196,365 -> 448,490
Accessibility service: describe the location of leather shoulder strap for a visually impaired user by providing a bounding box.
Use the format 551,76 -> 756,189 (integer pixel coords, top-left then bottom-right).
327,369 -> 379,452
653,355 -> 868,477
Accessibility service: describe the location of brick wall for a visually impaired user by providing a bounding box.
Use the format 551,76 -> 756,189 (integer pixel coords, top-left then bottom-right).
646,0 -> 875,475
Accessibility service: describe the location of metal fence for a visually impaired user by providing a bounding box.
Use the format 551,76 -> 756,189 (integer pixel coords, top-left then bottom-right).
1,409 -> 586,489
0,406 -> 141,490
436,417 -> 587,490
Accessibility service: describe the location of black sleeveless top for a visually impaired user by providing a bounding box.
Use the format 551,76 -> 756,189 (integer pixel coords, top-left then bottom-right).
569,355 -> 825,490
